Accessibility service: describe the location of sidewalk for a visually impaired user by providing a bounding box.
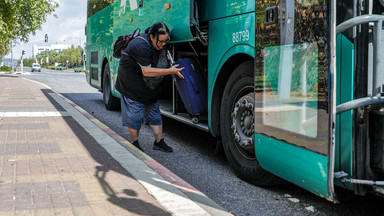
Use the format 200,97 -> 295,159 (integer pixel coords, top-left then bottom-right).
0,73 -> 231,216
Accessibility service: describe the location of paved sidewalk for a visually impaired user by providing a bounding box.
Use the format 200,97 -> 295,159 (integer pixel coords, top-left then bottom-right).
0,73 -> 231,216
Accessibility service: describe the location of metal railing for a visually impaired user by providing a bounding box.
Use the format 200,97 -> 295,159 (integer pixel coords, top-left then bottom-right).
336,14 -> 384,114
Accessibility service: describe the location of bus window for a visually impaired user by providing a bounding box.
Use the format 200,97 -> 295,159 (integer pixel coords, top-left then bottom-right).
262,42 -> 319,138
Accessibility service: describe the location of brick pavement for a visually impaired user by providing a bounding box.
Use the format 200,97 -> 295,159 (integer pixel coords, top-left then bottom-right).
0,74 -> 172,215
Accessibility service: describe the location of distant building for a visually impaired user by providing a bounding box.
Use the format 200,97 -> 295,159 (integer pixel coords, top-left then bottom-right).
32,44 -> 71,57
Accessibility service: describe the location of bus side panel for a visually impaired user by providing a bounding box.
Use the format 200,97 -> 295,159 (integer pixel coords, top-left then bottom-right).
335,34 -> 354,190
255,134 -> 329,197
207,13 -> 255,133
113,0 -> 193,43
86,5 -> 114,89
87,6 -> 114,45
197,0 -> 255,22
111,56 -> 121,99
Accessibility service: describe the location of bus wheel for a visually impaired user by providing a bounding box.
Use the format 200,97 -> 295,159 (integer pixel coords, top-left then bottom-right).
103,63 -> 120,110
220,61 -> 280,185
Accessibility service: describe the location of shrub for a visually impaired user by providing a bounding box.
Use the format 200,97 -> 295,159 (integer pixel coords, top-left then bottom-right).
0,66 -> 12,72
74,67 -> 85,72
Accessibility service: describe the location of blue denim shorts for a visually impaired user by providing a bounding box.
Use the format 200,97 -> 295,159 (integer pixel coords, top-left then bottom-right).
121,96 -> 162,130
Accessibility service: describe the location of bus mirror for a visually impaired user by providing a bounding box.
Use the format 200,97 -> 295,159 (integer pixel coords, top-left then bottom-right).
265,6 -> 278,25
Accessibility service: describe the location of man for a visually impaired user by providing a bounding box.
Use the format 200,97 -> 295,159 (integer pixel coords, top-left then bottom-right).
116,22 -> 184,152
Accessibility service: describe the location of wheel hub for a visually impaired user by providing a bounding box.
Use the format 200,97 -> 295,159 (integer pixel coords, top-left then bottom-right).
231,93 -> 255,153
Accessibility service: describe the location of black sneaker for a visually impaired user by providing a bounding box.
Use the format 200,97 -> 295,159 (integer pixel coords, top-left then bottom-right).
132,140 -> 144,152
153,139 -> 173,153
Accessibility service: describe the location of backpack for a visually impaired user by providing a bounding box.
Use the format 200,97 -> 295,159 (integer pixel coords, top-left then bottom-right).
113,28 -> 141,59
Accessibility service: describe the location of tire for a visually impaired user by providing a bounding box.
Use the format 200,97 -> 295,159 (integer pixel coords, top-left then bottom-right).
220,61 -> 281,185
103,63 -> 120,110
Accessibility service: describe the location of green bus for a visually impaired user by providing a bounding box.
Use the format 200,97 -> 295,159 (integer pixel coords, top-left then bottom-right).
86,0 -> 384,202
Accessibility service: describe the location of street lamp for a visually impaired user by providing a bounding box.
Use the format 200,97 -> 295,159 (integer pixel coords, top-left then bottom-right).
10,40 -> 14,73
20,42 -> 23,73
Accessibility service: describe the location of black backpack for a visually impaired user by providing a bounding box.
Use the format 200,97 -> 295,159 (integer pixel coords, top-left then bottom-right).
113,28 -> 141,58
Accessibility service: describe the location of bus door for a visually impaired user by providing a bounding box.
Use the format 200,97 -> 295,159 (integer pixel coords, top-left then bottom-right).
254,0 -> 337,201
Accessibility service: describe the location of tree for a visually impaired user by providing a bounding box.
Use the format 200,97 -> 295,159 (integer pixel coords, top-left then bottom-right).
22,58 -> 35,67
36,45 -> 83,67
59,45 -> 83,67
0,0 -> 58,56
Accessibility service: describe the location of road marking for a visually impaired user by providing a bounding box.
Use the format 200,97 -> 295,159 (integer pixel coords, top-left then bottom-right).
0,111 -> 69,117
305,206 -> 315,212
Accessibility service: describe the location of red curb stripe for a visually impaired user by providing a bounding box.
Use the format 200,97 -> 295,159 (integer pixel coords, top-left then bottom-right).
102,127 -> 115,134
112,136 -> 126,142
83,113 -> 95,119
144,160 -> 200,193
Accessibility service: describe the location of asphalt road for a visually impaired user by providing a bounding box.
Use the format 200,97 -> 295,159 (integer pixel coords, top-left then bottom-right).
19,68 -> 384,216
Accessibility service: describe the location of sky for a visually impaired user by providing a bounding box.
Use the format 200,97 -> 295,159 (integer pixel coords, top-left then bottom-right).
6,0 -> 87,59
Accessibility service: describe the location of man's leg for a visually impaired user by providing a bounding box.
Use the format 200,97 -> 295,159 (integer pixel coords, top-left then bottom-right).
121,96 -> 144,151
128,127 -> 143,151
149,125 -> 163,142
150,124 -> 172,152
129,128 -> 140,142
146,102 -> 172,152
145,102 -> 163,142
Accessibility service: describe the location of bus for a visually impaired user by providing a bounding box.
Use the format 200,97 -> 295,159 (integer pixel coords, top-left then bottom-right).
86,0 -> 384,202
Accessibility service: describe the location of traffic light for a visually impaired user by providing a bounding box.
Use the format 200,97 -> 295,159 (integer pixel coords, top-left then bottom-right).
22,50 -> 25,55
45,34 -> 48,42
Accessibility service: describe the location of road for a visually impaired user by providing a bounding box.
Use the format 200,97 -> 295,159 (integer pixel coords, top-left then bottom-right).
19,68 -> 384,216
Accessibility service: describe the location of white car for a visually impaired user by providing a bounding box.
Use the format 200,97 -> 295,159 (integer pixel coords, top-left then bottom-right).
31,63 -> 41,72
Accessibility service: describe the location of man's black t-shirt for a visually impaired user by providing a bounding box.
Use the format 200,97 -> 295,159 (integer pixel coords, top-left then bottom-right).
116,33 -> 168,105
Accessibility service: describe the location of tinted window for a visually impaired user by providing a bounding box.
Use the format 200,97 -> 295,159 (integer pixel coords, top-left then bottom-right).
87,0 -> 113,18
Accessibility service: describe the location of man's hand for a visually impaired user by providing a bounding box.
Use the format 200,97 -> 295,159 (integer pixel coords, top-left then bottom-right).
141,64 -> 185,78
170,64 -> 185,79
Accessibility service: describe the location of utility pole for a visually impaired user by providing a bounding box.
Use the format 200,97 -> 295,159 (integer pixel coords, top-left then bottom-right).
45,34 -> 49,67
11,40 -> 14,73
20,42 -> 24,73
83,52 -> 86,71
10,41 -> 14,73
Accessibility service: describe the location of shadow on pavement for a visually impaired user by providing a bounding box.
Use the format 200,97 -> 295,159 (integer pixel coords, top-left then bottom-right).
95,166 -> 171,215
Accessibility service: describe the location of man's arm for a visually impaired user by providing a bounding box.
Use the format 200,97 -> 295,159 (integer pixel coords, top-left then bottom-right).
141,64 -> 185,79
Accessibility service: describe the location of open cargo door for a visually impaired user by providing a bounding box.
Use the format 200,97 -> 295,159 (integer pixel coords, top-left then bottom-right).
254,0 -> 337,201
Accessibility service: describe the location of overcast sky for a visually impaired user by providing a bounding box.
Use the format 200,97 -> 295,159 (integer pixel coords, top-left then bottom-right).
6,0 -> 87,59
